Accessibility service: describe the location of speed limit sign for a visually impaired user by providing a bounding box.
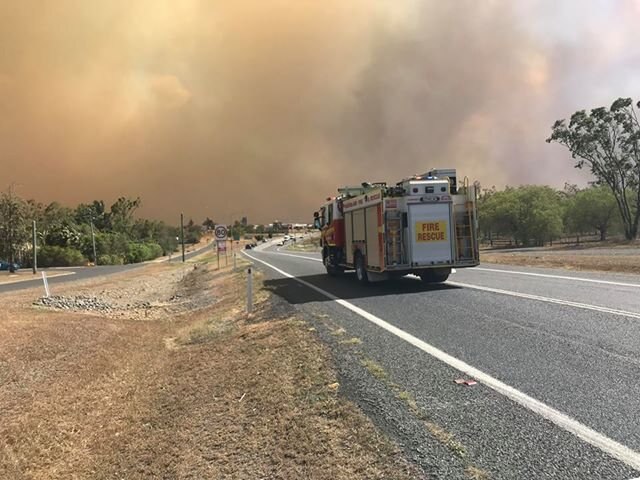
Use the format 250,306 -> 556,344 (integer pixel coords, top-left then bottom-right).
214,225 -> 228,241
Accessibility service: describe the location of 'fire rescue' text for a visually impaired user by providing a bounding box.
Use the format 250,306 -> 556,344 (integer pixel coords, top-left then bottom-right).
415,221 -> 447,242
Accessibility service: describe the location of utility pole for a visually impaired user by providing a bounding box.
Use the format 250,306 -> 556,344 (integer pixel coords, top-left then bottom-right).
7,186 -> 17,274
180,212 -> 186,262
90,218 -> 98,266
32,220 -> 37,274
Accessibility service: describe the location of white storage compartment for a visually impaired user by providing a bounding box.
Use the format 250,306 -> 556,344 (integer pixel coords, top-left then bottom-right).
408,202 -> 453,266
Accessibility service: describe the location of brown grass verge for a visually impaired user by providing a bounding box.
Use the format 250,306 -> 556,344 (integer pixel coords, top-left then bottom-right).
0,259 -> 422,479
481,252 -> 640,274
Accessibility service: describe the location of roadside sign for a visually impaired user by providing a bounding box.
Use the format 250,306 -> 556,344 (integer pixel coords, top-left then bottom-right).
217,240 -> 227,252
214,225 -> 228,241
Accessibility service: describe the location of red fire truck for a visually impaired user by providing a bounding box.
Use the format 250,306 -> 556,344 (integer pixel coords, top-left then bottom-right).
313,168 -> 479,283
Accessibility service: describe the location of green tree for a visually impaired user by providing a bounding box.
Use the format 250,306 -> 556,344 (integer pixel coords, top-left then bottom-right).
547,98 -> 640,239
184,218 -> 202,244
75,200 -> 108,230
202,217 -> 215,230
0,187 -> 29,270
110,197 -> 141,235
478,187 -> 517,241
40,202 -> 80,248
479,186 -> 564,246
565,186 -> 618,241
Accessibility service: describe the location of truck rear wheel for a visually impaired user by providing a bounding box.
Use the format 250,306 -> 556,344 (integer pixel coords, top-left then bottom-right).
355,253 -> 369,285
419,269 -> 450,284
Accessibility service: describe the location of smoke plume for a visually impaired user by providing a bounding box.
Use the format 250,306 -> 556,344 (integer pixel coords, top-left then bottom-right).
1,0 -> 638,223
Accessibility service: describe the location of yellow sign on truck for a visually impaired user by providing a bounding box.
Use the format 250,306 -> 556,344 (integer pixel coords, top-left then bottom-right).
415,221 -> 447,242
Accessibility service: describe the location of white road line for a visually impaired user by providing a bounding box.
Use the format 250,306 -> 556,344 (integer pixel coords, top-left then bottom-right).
269,251 -> 323,262
474,267 -> 640,288
243,250 -> 640,472
448,281 -> 640,320
0,271 -> 76,285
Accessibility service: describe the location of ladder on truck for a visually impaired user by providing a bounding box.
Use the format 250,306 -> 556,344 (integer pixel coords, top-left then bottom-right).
454,178 -> 477,262
385,210 -> 405,266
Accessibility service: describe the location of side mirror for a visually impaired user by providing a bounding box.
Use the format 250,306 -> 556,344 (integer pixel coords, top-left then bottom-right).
313,211 -> 319,218
313,218 -> 321,230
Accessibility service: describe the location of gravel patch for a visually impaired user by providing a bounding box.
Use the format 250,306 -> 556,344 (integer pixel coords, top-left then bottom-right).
32,263 -> 219,320
34,295 -> 117,312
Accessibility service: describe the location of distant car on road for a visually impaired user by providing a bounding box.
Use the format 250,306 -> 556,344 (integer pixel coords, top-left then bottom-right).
245,244 -> 253,250
277,241 -> 284,246
0,260 -> 20,272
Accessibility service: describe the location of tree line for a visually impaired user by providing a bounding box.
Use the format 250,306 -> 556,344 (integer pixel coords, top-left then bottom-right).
0,192 -> 203,267
478,184 -> 622,247
481,96 -> 640,246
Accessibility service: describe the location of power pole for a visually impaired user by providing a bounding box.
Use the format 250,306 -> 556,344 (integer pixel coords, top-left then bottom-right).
32,220 -> 37,274
180,212 -> 186,262
7,187 -> 17,274
90,219 -> 98,266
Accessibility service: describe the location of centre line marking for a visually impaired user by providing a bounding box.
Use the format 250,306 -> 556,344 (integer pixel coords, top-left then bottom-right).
270,251 -> 323,262
243,251 -> 640,471
447,281 -> 640,320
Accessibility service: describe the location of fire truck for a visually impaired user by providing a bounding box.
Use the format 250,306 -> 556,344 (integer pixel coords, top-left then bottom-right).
313,168 -> 479,283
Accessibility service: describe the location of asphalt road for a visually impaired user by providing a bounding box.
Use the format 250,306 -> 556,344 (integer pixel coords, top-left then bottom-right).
245,242 -> 640,479
0,241 -> 215,295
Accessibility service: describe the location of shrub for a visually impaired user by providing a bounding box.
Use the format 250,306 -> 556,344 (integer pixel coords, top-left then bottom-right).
124,242 -> 164,264
97,254 -> 124,265
39,246 -> 86,267
147,243 -> 163,259
126,243 -> 150,263
94,232 -> 129,258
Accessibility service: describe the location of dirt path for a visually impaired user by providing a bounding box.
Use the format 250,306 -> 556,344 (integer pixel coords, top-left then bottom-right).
0,259 -> 423,479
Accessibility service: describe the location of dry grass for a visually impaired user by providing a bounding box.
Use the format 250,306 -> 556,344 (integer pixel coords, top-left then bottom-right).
0,258 -> 422,479
424,422 -> 466,458
465,465 -> 491,480
360,358 -> 389,380
286,234 -> 321,252
482,251 -> 640,274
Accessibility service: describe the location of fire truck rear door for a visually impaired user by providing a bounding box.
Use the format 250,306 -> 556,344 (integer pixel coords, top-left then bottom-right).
408,203 -> 453,266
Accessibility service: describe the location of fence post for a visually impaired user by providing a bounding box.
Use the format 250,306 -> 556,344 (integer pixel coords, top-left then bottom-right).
247,267 -> 253,314
32,220 -> 37,274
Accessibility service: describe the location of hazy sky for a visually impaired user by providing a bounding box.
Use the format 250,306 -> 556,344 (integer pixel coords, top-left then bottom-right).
1,1 -> 639,224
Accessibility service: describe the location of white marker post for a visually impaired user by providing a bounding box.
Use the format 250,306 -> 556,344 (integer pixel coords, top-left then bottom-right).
41,271 -> 50,298
247,267 -> 253,314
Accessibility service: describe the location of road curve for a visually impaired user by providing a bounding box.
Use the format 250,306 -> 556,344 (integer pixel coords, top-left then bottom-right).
0,241 -> 215,295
